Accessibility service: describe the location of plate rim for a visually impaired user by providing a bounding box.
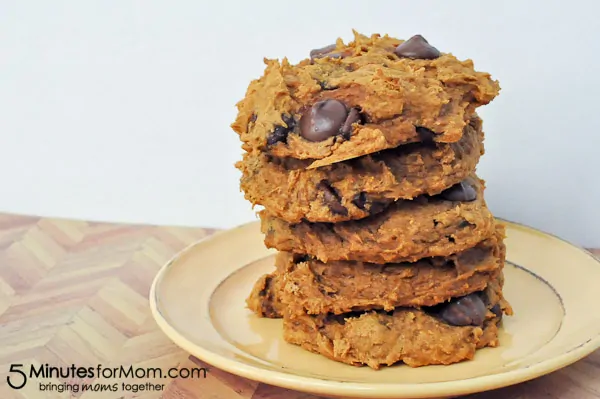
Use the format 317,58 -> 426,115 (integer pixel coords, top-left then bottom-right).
149,219 -> 600,398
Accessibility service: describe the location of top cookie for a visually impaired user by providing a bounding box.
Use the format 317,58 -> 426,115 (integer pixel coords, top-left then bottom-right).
232,31 -> 500,168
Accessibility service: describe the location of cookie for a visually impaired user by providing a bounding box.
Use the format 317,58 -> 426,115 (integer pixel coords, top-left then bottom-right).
262,175 -> 496,264
238,115 -> 483,224
246,272 -> 285,318
282,276 -> 512,369
246,253 -> 511,319
283,276 -> 511,369
284,308 -> 501,369
277,225 -> 505,316
231,31 -> 499,168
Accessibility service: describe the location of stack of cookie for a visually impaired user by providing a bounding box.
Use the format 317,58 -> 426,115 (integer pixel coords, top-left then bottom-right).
232,32 -> 512,369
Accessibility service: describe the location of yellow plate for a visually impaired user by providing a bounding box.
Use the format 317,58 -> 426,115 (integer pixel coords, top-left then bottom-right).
149,220 -> 600,399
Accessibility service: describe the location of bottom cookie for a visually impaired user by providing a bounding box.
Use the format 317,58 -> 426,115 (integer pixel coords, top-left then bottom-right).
247,269 -> 511,369
283,308 -> 502,369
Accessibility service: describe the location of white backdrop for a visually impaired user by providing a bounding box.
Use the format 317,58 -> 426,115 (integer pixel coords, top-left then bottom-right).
1,0 -> 599,247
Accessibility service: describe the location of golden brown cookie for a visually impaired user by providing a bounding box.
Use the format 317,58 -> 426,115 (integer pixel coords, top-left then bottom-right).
277,225 -> 505,316
246,255 -> 511,318
284,309 -> 501,369
239,115 -> 484,224
261,175 -> 496,264
246,272 -> 285,318
231,32 -> 499,168
282,275 -> 512,369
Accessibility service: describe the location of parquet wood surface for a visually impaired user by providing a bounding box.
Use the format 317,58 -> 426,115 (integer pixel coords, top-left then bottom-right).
0,213 -> 597,399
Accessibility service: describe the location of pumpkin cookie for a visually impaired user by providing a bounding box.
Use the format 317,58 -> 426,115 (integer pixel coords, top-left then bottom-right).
239,115 -> 483,224
277,225 -> 505,316
232,32 -> 499,168
262,175 -> 496,264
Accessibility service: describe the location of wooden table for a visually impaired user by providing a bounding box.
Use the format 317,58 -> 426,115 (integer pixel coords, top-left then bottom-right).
0,213 -> 597,399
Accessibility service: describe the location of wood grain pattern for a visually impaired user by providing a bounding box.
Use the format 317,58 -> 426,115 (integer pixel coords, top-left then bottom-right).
0,213 -> 597,399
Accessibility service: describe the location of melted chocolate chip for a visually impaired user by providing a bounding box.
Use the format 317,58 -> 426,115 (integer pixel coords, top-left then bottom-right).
300,100 -> 349,142
394,35 -> 441,60
318,181 -> 348,216
352,192 -> 368,210
368,201 -> 388,215
491,304 -> 503,318
258,276 -> 271,297
250,113 -> 257,123
310,44 -> 345,60
340,108 -> 361,139
266,126 -> 288,145
266,115 -> 295,145
326,53 -> 344,59
458,220 -> 472,228
283,114 -> 295,127
416,126 -> 437,143
261,302 -> 277,318
352,192 -> 388,215
440,293 -> 487,326
440,180 -> 477,202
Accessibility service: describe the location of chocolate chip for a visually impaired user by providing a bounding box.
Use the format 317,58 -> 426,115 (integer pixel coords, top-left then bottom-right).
340,108 -> 361,139
260,302 -> 278,318
310,44 -> 337,59
368,201 -> 387,215
310,44 -> 345,61
267,126 -> 288,145
491,304 -> 503,318
352,192 -> 388,215
440,293 -> 487,326
352,192 -> 367,210
440,180 -> 477,202
416,126 -> 437,143
318,181 -> 348,216
300,100 -> 348,142
258,276 -> 271,297
266,115 -> 295,145
283,114 -> 295,126
394,35 -> 441,60
458,220 -> 472,229
250,113 -> 257,123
